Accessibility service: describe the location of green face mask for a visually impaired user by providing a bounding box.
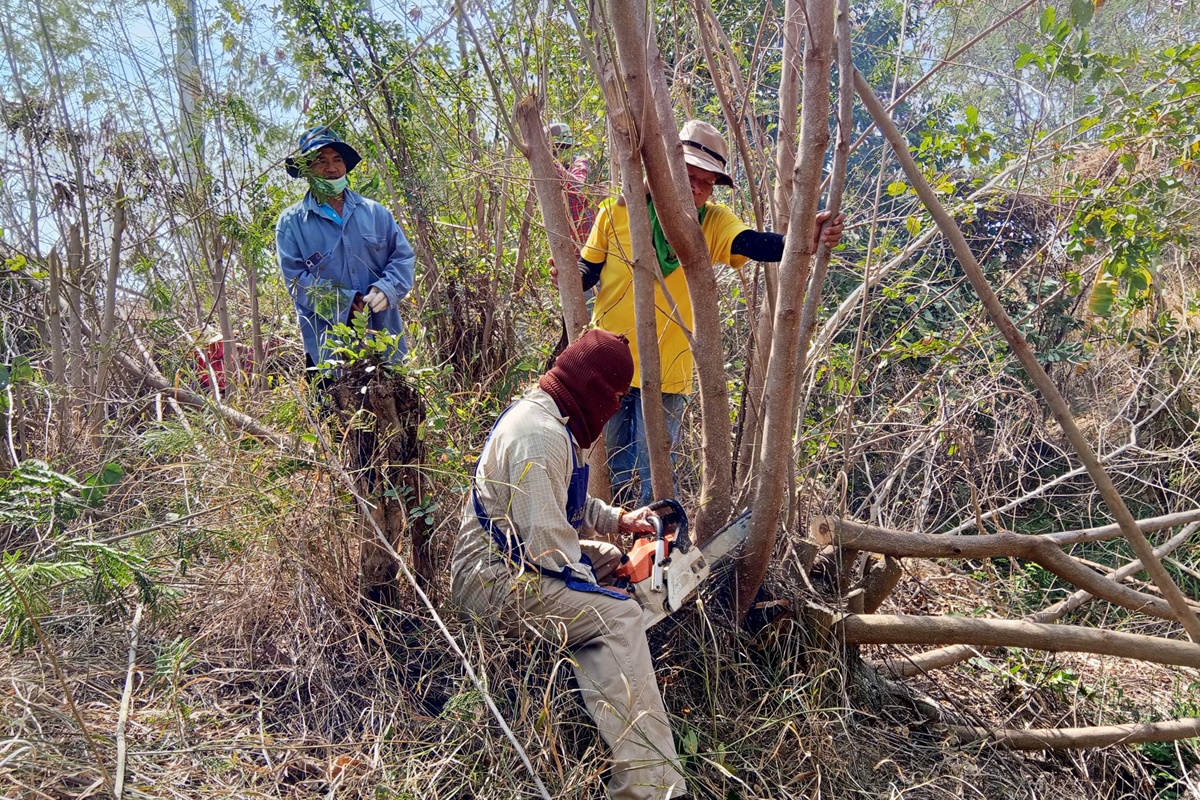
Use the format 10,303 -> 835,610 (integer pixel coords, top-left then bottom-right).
308,174 -> 349,198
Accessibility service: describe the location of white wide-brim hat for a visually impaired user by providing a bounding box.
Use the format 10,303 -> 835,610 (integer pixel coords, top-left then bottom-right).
679,119 -> 733,186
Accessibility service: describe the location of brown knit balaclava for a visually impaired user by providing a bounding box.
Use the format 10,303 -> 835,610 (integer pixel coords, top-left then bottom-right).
539,329 -> 634,448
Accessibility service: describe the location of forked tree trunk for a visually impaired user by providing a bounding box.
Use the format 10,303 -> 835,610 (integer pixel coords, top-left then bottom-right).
609,0 -> 732,539
812,515 -> 1200,621
736,0 -> 835,621
888,522 -> 1200,677
329,368 -> 432,605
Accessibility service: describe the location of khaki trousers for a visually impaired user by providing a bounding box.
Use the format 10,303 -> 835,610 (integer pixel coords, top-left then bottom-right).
453,541 -> 687,800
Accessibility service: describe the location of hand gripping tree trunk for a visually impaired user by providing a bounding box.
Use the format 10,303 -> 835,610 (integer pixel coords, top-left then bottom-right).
602,72 -> 674,503
609,0 -> 732,539
853,67 -> 1200,642
736,0 -> 835,622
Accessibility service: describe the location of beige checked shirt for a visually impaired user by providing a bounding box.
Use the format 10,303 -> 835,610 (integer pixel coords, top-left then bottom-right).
450,388 -> 623,610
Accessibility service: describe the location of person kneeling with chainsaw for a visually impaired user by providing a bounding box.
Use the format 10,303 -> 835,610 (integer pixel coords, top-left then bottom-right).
450,329 -> 687,799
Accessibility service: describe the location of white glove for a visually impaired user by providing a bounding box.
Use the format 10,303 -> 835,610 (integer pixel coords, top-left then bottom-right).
363,287 -> 389,313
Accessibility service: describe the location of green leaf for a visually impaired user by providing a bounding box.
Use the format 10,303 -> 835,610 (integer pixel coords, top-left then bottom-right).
1126,266 -> 1152,293
965,106 -> 978,127
1069,0 -> 1094,27
905,216 -> 922,237
1088,277 -> 1116,317
1119,152 -> 1137,172
886,181 -> 908,197
82,463 -> 125,507
1039,6 -> 1056,34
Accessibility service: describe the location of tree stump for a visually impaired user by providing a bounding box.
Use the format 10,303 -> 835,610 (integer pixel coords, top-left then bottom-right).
328,367 -> 432,606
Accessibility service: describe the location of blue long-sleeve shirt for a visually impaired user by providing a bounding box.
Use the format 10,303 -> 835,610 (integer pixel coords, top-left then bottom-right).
275,189 -> 416,367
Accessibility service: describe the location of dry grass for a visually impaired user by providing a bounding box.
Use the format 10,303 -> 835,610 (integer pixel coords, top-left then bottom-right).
3,340 -> 1199,800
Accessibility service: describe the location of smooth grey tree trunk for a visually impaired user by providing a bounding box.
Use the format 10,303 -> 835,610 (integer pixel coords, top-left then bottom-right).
738,0 -> 835,620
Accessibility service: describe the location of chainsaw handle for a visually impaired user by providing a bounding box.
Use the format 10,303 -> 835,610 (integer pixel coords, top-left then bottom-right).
648,498 -> 690,553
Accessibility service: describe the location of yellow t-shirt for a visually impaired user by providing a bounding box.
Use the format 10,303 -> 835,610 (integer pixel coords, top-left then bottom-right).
581,198 -> 751,394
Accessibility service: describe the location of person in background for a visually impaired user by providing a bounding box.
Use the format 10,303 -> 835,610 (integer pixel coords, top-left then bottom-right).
275,125 -> 415,378
451,329 -> 688,800
561,119 -> 845,506
546,121 -> 597,251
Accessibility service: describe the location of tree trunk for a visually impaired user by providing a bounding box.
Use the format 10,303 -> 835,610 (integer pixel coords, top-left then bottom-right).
609,0 -> 732,539
328,368 -> 432,605
738,0 -> 803,490
854,67 -> 1200,642
772,0 -> 803,233
245,247 -> 266,389
513,95 -> 589,341
603,72 -> 673,504
948,718 -> 1200,751
94,184 -> 127,426
174,0 -> 205,189
788,0 -> 855,528
737,0 -> 834,621
512,95 -> 613,498
66,224 -> 85,407
47,248 -> 69,447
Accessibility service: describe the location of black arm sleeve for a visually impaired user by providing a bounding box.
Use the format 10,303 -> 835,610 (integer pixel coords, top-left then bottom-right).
731,229 -> 786,262
579,257 -> 605,292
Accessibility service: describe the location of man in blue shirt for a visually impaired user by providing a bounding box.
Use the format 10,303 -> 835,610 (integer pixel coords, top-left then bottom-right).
276,126 -> 416,375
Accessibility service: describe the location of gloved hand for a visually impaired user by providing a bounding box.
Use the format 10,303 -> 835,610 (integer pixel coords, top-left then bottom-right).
363,286 -> 389,313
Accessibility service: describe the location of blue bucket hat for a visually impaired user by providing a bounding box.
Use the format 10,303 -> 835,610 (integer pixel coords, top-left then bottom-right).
285,125 -> 362,179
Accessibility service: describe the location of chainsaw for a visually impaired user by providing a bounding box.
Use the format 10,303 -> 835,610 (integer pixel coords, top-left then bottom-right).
612,499 -> 752,629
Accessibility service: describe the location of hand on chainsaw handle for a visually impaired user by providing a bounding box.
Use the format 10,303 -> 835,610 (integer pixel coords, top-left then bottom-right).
617,505 -> 661,535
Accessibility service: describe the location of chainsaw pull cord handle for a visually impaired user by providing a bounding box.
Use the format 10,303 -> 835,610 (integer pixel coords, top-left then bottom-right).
648,498 -> 690,553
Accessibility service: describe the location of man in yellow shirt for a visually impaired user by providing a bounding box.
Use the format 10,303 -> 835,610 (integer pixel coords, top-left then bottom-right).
574,120 -> 844,505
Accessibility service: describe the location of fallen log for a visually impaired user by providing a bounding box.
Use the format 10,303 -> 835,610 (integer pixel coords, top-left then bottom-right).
811,516 -> 1200,622
948,717 -> 1200,750
861,555 -> 903,613
838,613 -> 1200,670
887,522 -> 1200,676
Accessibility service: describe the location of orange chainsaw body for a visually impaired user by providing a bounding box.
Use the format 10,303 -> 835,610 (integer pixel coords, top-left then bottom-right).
615,532 -> 677,584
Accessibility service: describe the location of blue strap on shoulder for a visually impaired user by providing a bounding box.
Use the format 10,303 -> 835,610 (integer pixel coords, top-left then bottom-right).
472,402 -> 630,601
